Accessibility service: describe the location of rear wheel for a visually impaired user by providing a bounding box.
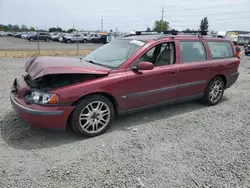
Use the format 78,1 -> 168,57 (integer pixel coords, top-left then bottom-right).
45,38 -> 50,42
202,77 -> 225,106
69,95 -> 115,137
66,39 -> 71,43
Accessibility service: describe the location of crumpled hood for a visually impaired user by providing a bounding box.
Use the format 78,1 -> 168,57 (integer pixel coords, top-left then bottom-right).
24,56 -> 112,80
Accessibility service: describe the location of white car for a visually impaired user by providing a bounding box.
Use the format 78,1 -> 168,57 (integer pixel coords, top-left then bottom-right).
0,31 -> 6,37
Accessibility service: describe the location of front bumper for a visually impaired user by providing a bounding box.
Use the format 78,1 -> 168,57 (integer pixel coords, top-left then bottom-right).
10,92 -> 75,130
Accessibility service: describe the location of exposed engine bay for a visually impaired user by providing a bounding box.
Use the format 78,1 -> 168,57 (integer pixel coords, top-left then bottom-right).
24,73 -> 105,90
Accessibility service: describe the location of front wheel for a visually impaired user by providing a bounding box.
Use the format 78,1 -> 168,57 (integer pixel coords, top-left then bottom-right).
202,77 -> 225,106
69,95 -> 115,137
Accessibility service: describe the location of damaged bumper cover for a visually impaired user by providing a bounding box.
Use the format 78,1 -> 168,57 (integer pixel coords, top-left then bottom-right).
10,92 -> 75,130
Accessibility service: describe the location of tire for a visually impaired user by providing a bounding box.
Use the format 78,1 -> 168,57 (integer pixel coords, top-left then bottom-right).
202,76 -> 225,106
83,39 -> 87,43
69,95 -> 115,137
29,38 -> 34,42
45,38 -> 49,42
66,39 -> 71,43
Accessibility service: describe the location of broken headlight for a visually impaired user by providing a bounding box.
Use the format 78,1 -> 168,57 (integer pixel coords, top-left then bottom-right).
25,90 -> 59,105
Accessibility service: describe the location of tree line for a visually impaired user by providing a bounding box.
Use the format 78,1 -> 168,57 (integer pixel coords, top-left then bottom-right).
0,24 -> 77,33
0,17 -> 209,33
147,17 -> 209,33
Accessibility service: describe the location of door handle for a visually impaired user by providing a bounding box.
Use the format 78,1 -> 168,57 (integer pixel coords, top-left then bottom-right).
169,71 -> 177,75
205,66 -> 210,70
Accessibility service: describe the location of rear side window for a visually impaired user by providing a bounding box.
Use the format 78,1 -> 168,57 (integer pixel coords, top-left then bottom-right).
180,41 -> 206,63
207,41 -> 233,59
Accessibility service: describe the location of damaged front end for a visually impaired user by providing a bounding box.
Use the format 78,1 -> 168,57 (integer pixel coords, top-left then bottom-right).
23,73 -> 106,105
13,56 -> 111,106
24,73 -> 105,90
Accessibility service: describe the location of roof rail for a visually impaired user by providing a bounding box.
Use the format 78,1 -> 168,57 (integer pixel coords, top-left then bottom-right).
129,29 -> 208,36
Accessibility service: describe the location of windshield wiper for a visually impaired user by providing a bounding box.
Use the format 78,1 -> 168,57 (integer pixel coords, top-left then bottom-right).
85,59 -> 103,66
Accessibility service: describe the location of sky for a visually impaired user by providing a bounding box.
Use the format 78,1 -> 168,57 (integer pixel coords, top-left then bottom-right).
0,0 -> 249,32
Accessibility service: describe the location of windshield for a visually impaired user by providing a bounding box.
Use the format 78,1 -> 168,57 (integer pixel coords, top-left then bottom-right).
83,39 -> 145,68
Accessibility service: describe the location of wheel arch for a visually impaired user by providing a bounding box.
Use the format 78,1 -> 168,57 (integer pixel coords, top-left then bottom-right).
71,92 -> 119,116
210,74 -> 227,87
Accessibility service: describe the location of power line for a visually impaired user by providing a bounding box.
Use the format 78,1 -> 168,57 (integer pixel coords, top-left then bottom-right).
88,1 -> 247,20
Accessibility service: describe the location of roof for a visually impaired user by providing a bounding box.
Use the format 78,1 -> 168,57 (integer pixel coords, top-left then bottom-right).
120,35 -> 162,42
119,34 -> 231,42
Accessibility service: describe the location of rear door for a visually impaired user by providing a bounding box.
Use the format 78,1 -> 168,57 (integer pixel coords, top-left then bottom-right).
206,40 -> 240,88
176,40 -> 211,99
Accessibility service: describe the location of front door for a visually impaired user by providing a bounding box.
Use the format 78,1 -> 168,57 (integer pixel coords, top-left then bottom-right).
177,40 -> 211,99
123,41 -> 180,111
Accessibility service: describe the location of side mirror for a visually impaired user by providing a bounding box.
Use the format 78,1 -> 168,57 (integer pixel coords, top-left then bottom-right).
132,62 -> 154,71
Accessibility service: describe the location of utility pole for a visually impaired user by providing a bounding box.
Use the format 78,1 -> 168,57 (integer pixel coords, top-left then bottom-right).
160,6 -> 164,33
101,17 -> 103,31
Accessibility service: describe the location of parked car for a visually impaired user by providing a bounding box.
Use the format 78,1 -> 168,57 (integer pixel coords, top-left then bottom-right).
62,33 -> 87,43
13,32 -> 22,38
87,33 -> 101,43
6,32 -> 13,36
245,44 -> 250,55
21,32 -> 28,38
10,33 -> 240,137
52,33 -> 63,41
0,31 -> 6,36
59,34 -> 70,42
27,32 -> 52,42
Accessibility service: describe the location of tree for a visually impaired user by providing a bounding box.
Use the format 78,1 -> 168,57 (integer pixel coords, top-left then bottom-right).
183,28 -> 198,33
67,28 -> 76,33
21,25 -> 28,31
200,17 -> 209,31
56,27 -> 62,32
49,27 -> 57,32
152,20 -> 169,32
29,27 -> 36,31
146,27 -> 151,32
0,24 -> 7,31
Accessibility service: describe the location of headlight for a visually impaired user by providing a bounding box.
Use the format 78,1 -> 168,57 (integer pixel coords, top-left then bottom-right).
25,91 -> 60,105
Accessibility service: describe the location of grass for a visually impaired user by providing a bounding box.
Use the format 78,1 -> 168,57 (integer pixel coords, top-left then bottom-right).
0,49 -> 93,58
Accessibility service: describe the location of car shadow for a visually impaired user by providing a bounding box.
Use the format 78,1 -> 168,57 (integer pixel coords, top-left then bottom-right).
0,97 -> 229,150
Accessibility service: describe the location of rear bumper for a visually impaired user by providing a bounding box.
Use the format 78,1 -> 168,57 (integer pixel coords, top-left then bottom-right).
10,92 -> 75,130
226,72 -> 239,89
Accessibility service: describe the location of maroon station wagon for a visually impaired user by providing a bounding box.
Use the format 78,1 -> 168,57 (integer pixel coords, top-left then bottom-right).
10,34 -> 240,137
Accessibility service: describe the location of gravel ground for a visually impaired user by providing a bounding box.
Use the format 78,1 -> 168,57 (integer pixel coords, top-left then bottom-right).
0,37 -> 102,50
0,56 -> 250,188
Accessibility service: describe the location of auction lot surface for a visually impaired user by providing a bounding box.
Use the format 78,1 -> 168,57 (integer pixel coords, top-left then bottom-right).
0,37 -> 102,50
0,56 -> 250,188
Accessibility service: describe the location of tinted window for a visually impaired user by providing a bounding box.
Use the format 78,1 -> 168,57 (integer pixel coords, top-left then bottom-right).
207,41 -> 233,59
180,41 -> 206,63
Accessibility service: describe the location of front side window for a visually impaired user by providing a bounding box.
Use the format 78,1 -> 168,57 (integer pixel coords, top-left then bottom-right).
180,41 -> 206,63
207,41 -> 234,59
135,42 -> 176,67
83,39 -> 145,68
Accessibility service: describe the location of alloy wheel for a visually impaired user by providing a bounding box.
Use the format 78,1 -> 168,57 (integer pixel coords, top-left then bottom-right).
79,101 -> 111,133
209,80 -> 223,103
